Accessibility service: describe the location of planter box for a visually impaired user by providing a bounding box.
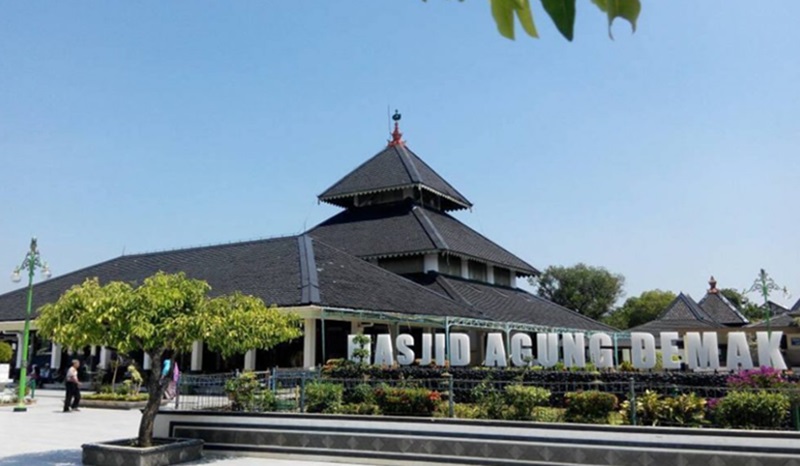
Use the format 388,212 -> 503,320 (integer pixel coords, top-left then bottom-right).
80,399 -> 150,410
80,398 -> 170,410
82,437 -> 203,466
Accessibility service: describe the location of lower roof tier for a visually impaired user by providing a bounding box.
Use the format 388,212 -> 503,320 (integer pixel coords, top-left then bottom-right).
0,236 -> 610,333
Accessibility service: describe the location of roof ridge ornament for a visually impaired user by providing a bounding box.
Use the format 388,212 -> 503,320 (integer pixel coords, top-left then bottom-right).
388,110 -> 404,147
708,275 -> 718,294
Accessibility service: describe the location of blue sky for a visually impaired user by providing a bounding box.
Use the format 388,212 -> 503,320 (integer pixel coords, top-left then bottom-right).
1,1 -> 798,309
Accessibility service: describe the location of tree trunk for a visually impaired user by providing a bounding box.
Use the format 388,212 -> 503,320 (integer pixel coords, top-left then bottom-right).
137,351 -> 167,448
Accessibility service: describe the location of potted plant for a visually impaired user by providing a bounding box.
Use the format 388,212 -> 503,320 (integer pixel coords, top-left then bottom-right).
36,272 -> 302,466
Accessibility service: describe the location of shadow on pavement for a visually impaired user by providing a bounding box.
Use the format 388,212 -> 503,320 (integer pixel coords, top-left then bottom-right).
0,449 -> 253,466
0,449 -> 80,466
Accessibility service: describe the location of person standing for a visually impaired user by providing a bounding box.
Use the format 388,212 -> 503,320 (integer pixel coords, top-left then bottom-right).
63,359 -> 81,412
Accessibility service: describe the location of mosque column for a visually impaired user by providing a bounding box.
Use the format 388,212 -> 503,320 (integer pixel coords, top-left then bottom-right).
50,343 -> 62,369
303,318 -> 317,368
98,347 -> 110,369
487,265 -> 495,285
143,352 -> 152,370
191,341 -> 203,371
244,349 -> 256,371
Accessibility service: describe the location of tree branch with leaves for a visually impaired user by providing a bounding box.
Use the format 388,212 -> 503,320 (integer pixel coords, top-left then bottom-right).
37,272 -> 302,447
429,0 -> 641,41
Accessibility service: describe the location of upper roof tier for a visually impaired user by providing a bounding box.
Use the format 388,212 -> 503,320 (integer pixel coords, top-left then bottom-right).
318,143 -> 473,212
309,201 -> 539,276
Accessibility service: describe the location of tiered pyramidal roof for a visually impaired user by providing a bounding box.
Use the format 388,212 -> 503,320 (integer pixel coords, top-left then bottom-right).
312,113 -> 538,277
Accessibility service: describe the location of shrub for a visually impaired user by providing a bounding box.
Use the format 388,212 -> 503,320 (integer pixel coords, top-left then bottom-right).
617,361 -> 635,372
452,403 -> 483,419
504,385 -> 551,421
225,372 -> 268,412
619,391 -> 707,427
474,390 -> 508,420
344,383 -> 376,405
662,393 -> 707,427
620,390 -> 662,426
727,367 -> 786,390
337,403 -> 382,415
0,341 -> 12,364
532,406 -> 565,423
715,390 -> 789,429
374,385 -> 440,416
116,380 -> 134,396
305,382 -> 344,413
564,391 -> 618,424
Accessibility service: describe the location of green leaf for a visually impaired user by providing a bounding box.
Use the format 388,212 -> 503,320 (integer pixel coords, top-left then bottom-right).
592,0 -> 640,38
541,0 -> 576,41
515,0 -> 539,38
491,0 -> 539,40
491,0 -> 516,39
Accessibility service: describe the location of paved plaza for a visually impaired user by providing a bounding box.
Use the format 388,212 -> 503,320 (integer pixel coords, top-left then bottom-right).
0,389 -> 375,466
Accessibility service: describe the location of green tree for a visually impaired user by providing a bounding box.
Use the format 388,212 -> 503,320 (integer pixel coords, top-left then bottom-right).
36,272 -> 302,447
529,263 -> 625,320
434,0 -> 641,41
604,289 -> 675,330
720,288 -> 764,322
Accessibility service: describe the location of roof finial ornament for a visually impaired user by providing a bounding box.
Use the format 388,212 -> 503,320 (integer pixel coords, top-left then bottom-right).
708,276 -> 718,294
388,109 -> 404,147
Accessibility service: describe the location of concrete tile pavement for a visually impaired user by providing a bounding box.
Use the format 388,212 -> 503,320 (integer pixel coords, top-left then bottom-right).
0,389 -> 375,466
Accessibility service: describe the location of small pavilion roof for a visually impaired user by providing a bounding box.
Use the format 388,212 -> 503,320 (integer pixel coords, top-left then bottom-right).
629,293 -> 721,333
698,292 -> 749,326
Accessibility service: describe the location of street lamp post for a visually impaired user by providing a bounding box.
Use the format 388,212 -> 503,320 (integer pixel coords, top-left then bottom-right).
747,268 -> 787,338
10,238 -> 51,412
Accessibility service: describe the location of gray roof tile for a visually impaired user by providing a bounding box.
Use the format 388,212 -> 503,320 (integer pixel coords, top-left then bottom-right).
698,292 -> 749,325
0,236 -> 479,322
309,202 -> 538,275
409,273 -> 615,332
318,145 -> 472,211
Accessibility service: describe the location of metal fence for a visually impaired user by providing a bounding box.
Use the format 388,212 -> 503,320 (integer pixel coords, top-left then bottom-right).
173,369 -> 800,430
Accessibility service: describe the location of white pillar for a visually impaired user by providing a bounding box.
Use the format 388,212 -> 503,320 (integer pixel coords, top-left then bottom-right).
191,340 -> 203,371
99,347 -> 110,369
244,349 -> 256,371
423,253 -> 439,273
143,352 -> 152,370
460,260 -> 469,279
15,333 -> 24,369
303,318 -> 317,368
487,265 -> 495,285
509,272 -> 516,289
90,345 -> 97,357
50,343 -> 62,369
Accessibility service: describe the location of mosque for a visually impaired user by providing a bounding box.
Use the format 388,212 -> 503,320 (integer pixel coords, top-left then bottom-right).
0,114 -> 614,374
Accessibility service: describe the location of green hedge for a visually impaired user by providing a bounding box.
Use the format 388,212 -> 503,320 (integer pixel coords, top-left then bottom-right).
305,382 -> 343,413
374,385 -> 440,416
565,391 -> 618,424
714,391 -> 789,429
